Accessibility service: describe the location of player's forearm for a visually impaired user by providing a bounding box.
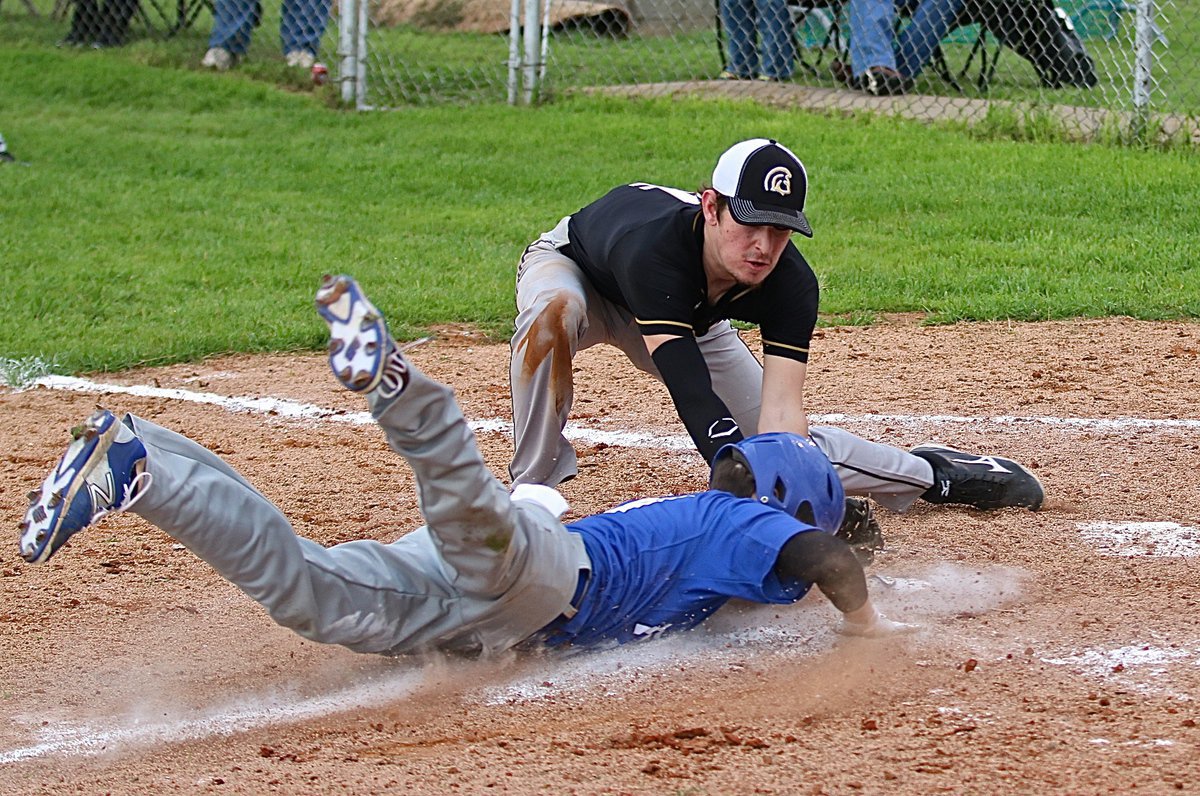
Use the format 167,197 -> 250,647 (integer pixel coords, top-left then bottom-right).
756,403 -> 810,437
759,354 -> 810,436
651,337 -> 743,462
775,531 -> 868,613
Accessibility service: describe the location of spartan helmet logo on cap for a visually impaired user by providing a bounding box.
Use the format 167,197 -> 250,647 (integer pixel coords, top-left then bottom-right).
763,166 -> 792,197
711,138 -> 812,237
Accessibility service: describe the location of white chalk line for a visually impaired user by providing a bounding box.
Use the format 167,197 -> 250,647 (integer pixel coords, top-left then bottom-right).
27,376 -> 1200,454
0,668 -> 428,765
1077,521 -> 1200,558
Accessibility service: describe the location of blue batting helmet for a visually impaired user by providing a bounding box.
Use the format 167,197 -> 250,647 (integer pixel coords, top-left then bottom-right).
711,432 -> 845,533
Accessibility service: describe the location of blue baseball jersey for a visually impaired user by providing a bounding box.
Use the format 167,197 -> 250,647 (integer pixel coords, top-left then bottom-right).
544,490 -> 822,648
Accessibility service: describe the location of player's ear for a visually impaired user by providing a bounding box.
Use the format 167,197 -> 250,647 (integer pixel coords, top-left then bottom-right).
700,189 -> 723,226
710,449 -> 754,498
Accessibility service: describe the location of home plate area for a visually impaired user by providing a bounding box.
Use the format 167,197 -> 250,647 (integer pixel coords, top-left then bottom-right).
2,318 -> 1199,793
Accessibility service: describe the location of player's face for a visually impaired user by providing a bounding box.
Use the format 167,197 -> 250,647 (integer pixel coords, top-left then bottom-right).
707,203 -> 793,287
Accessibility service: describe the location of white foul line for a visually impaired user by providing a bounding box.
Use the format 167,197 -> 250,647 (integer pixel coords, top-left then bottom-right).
29,375 -> 1200,451
0,669 -> 427,765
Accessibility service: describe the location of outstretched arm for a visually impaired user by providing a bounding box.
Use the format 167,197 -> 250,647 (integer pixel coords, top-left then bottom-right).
758,354 -> 810,437
646,333 -> 744,462
775,531 -> 916,637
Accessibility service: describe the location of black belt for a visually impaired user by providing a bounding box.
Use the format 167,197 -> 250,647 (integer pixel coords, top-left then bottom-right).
559,568 -> 591,621
537,568 -> 590,644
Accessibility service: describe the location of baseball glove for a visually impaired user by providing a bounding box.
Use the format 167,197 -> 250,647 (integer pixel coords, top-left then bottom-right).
836,497 -> 885,567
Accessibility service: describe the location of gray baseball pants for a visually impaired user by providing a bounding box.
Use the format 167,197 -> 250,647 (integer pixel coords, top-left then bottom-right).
128,361 -> 589,657
509,217 -> 935,512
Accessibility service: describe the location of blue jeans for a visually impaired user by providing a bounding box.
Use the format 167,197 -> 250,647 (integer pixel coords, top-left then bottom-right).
848,0 -> 965,78
720,0 -> 797,79
208,0 -> 332,56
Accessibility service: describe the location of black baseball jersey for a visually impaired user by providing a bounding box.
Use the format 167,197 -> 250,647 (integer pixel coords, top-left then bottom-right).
564,183 -> 819,363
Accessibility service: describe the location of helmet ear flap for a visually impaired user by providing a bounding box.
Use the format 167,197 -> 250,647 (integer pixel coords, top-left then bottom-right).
710,447 -> 755,499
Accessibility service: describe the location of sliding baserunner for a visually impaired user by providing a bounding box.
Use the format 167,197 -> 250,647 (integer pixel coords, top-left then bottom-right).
19,275 -> 915,658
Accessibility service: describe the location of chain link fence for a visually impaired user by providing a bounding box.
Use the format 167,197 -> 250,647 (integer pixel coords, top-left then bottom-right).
342,0 -> 1197,141
8,0 -> 1197,140
12,0 -> 342,75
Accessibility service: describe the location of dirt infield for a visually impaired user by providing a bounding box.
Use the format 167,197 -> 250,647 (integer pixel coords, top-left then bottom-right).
2,316 -> 1199,795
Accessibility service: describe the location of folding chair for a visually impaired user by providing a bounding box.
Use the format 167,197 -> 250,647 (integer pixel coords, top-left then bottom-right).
787,0 -> 972,90
711,0 -> 845,78
789,0 -> 847,77
137,0 -> 213,36
940,0 -> 1103,92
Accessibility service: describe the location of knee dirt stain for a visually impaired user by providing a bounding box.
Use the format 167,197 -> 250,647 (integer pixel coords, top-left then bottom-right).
516,294 -> 575,415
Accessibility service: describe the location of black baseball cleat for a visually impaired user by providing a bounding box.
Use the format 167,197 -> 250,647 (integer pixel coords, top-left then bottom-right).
911,444 -> 1044,511
836,497 -> 884,566
315,274 -> 410,399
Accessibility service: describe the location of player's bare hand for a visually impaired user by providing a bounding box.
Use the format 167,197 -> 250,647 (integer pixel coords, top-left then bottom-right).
838,611 -> 919,638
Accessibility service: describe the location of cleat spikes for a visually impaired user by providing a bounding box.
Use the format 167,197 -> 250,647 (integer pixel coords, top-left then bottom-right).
27,489 -> 39,502
316,274 -> 405,396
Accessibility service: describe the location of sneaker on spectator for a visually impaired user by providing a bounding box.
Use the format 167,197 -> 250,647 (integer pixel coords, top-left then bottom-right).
717,70 -> 752,80
285,50 -> 316,69
861,65 -> 912,96
201,47 -> 235,71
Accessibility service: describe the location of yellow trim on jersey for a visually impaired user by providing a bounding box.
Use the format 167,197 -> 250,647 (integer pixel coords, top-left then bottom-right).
762,338 -> 810,355
636,318 -> 694,331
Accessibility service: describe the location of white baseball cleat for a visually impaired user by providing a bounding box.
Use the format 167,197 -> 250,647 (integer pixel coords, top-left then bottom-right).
315,274 -> 409,398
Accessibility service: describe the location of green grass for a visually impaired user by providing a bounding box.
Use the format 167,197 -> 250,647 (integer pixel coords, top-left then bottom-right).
1,27 -> 1198,377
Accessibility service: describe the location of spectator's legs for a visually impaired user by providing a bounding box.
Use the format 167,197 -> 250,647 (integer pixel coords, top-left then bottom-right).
719,0 -> 759,78
95,0 -> 139,46
893,0 -> 965,78
755,0 -> 796,79
847,0 -> 898,75
208,0 -> 260,55
281,0 -> 332,57
62,0 -> 102,45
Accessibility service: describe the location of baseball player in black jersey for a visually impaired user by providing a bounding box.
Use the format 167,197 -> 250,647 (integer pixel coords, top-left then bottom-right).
509,138 -> 1043,515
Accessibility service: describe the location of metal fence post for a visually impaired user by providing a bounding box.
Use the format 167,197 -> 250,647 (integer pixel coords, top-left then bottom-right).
338,0 -> 357,106
1131,0 -> 1156,140
356,0 -> 369,109
522,0 -> 542,104
508,0 -> 521,104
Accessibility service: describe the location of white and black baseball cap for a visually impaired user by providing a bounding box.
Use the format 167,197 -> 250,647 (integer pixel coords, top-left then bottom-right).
711,138 -> 812,237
